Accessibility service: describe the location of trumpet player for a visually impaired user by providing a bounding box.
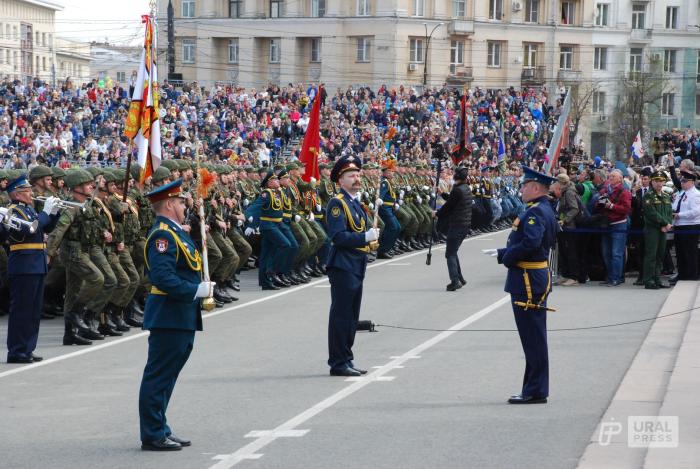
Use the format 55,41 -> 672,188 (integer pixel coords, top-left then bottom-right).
4,174 -> 60,364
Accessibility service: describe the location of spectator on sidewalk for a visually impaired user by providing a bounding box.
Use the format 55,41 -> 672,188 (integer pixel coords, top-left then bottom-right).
597,169 -> 632,286
672,170 -> 700,281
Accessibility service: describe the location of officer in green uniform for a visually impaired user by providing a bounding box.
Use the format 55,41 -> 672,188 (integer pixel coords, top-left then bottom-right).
642,171 -> 673,290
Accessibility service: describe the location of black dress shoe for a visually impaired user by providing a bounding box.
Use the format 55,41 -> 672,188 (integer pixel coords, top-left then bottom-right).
141,438 -> 182,451
459,278 -> 467,287
656,282 -> 671,289
508,394 -> 547,404
645,283 -> 659,290
446,281 -> 463,292
7,355 -> 33,364
262,284 -> 280,291
377,252 -> 393,259
349,366 -> 367,375
167,434 -> 191,447
329,367 -> 361,377
30,354 -> 43,362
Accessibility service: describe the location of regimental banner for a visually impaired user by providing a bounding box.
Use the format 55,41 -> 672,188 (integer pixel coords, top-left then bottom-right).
544,89 -> 572,175
299,86 -> 322,182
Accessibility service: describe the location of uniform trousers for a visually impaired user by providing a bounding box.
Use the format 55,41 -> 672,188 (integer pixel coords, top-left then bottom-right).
378,206 -> 401,254
139,328 -> 195,442
512,294 -> 549,399
7,274 -> 44,358
674,224 -> 700,280
327,267 -> 363,370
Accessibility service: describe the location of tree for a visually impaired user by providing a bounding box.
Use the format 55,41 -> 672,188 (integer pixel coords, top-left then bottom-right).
569,81 -> 601,148
610,54 -> 672,164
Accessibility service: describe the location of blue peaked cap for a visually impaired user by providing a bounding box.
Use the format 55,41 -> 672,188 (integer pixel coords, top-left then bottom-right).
6,174 -> 31,193
521,166 -> 556,186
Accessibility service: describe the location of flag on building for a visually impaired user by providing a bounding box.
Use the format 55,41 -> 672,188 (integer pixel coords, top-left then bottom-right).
299,85 -> 322,182
124,15 -> 161,183
631,131 -> 645,161
451,91 -> 471,166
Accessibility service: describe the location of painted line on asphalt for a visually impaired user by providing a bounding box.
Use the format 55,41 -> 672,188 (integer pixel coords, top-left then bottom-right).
387,262 -> 411,266
0,229 -> 505,380
210,294 -> 510,468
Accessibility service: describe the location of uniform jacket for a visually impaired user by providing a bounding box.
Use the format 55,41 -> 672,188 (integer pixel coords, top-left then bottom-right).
143,215 -> 203,331
497,196 -> 558,295
642,190 -> 672,229
325,189 -> 371,278
7,202 -> 58,275
558,182 -> 581,229
246,189 -> 284,230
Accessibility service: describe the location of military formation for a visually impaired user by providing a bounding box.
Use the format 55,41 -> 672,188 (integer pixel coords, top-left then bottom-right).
0,158 -> 521,351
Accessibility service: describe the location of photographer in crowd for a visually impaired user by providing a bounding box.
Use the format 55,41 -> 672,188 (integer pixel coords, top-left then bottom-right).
595,169 -> 632,287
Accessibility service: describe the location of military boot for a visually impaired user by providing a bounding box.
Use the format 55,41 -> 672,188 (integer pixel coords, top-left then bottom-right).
125,301 -> 144,328
98,311 -> 122,337
82,309 -> 105,340
109,304 -> 130,332
65,308 -> 91,336
62,322 -> 92,346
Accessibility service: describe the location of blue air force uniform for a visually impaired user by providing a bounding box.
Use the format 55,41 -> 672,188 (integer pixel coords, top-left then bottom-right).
5,175 -> 59,362
138,180 -> 203,447
378,175 -> 401,255
326,156 -> 373,374
496,168 -> 558,403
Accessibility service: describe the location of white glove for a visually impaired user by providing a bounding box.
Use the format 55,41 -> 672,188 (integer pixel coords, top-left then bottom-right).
399,200 -> 404,206
423,185 -> 430,191
237,219 -> 243,227
294,214 -> 301,223
248,216 -> 253,223
394,203 -> 400,211
406,185 -> 412,192
364,228 -> 380,242
369,203 -> 375,210
416,196 -> 422,204
310,177 -> 316,184
316,204 -> 322,212
194,281 -> 216,299
308,213 -> 315,222
244,227 -> 255,236
481,249 -> 498,257
42,196 -> 60,215
399,190 -> 405,198
243,199 -> 250,207
376,198 -> 383,206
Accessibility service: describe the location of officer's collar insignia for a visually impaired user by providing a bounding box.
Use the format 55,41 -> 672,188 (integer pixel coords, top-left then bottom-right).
155,238 -> 169,253
331,206 -> 341,217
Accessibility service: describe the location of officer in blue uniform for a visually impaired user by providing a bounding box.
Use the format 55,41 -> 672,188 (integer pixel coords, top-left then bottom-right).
4,174 -> 60,364
138,179 -> 214,451
496,166 -> 558,404
326,155 -> 380,377
377,162 -> 401,259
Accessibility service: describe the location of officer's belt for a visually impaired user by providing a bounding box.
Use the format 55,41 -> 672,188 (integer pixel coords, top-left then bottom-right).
516,261 -> 548,269
150,286 -> 167,295
315,214 -> 324,220
282,213 -> 292,218
382,201 -> 394,206
10,243 -> 46,251
260,216 -> 282,222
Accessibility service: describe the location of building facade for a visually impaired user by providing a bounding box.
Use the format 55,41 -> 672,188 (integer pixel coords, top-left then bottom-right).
159,0 -> 700,157
55,38 -> 91,83
90,43 -> 141,87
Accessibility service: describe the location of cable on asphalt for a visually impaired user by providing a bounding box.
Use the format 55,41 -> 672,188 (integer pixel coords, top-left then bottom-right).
375,305 -> 696,333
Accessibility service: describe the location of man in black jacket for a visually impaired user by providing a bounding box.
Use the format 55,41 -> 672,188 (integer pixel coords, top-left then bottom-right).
437,167 -> 473,291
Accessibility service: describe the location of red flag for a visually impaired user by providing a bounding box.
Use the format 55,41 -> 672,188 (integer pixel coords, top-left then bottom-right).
299,87 -> 322,182
451,93 -> 471,166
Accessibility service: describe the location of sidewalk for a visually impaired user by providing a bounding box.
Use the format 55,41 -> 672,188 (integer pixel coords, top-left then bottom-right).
577,281 -> 700,469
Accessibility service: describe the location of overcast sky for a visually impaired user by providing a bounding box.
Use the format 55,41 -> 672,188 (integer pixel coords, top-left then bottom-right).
55,0 -> 151,45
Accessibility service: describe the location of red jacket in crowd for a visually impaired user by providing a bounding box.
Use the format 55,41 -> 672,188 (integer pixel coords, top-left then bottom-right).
599,183 -> 632,224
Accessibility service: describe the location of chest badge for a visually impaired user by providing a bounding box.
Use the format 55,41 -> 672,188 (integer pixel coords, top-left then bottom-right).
155,238 -> 169,253
331,206 -> 341,218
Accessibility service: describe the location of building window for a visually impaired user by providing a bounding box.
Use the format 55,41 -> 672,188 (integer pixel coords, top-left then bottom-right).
42,56 -> 46,71
629,48 -> 642,72
696,94 -> 700,115
664,49 -> 676,73
182,39 -> 195,63
230,0 -> 242,18
450,40 -> 464,65
594,47 -> 607,70
632,4 -> 645,29
182,0 -> 195,18
525,0 -> 539,23
662,93 -> 675,115
35,31 -> 40,44
228,39 -> 239,63
117,71 -> 126,82
413,0 -> 425,17
559,45 -> 573,69
311,0 -> 325,17
409,38 -> 424,63
665,6 -> 678,29
356,37 -> 371,62
0,49 -> 3,65
697,50 -> 700,83
595,3 -> 609,26
269,38 -> 281,62
311,38 -> 321,62
561,1 -> 575,25
487,41 -> 501,67
523,43 -> 538,68
489,0 -> 503,20
270,0 -> 282,18
453,0 -> 466,17
592,91 -> 606,113
357,0 -> 370,16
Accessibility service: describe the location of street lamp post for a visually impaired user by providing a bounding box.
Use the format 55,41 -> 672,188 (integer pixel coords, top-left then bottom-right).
423,22 -> 443,88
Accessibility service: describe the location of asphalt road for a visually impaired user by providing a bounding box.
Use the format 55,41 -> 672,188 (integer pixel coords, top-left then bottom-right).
0,230 -> 670,469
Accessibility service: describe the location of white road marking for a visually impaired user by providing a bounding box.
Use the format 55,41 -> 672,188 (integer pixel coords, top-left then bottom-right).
372,365 -> 404,369
344,376 -> 396,382
245,430 -> 309,438
0,229 -> 505,381
209,295 -> 510,468
387,262 -> 411,266
391,355 -> 421,360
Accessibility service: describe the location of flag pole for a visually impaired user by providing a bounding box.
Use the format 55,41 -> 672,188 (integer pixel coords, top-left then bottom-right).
122,140 -> 134,202
195,142 -> 216,311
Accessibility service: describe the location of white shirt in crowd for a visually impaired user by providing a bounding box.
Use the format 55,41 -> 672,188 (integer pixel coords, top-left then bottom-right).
673,186 -> 700,226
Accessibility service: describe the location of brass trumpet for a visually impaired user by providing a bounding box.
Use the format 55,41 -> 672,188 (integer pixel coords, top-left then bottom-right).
0,207 -> 38,233
32,196 -> 86,212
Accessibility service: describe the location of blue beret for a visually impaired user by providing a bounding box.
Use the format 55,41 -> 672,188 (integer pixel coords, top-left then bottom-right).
521,166 -> 556,186
330,154 -> 363,183
6,174 -> 31,193
146,178 -> 185,203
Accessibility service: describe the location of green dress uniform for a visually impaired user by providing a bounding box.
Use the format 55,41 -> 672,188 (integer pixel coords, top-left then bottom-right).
642,174 -> 673,289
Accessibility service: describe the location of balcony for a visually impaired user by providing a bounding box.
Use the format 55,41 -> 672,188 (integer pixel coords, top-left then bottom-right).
446,66 -> 473,87
629,29 -> 653,43
557,69 -> 582,83
521,66 -> 546,85
447,20 -> 474,35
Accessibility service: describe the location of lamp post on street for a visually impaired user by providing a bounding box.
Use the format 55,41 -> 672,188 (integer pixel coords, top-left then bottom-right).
423,22 -> 444,88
